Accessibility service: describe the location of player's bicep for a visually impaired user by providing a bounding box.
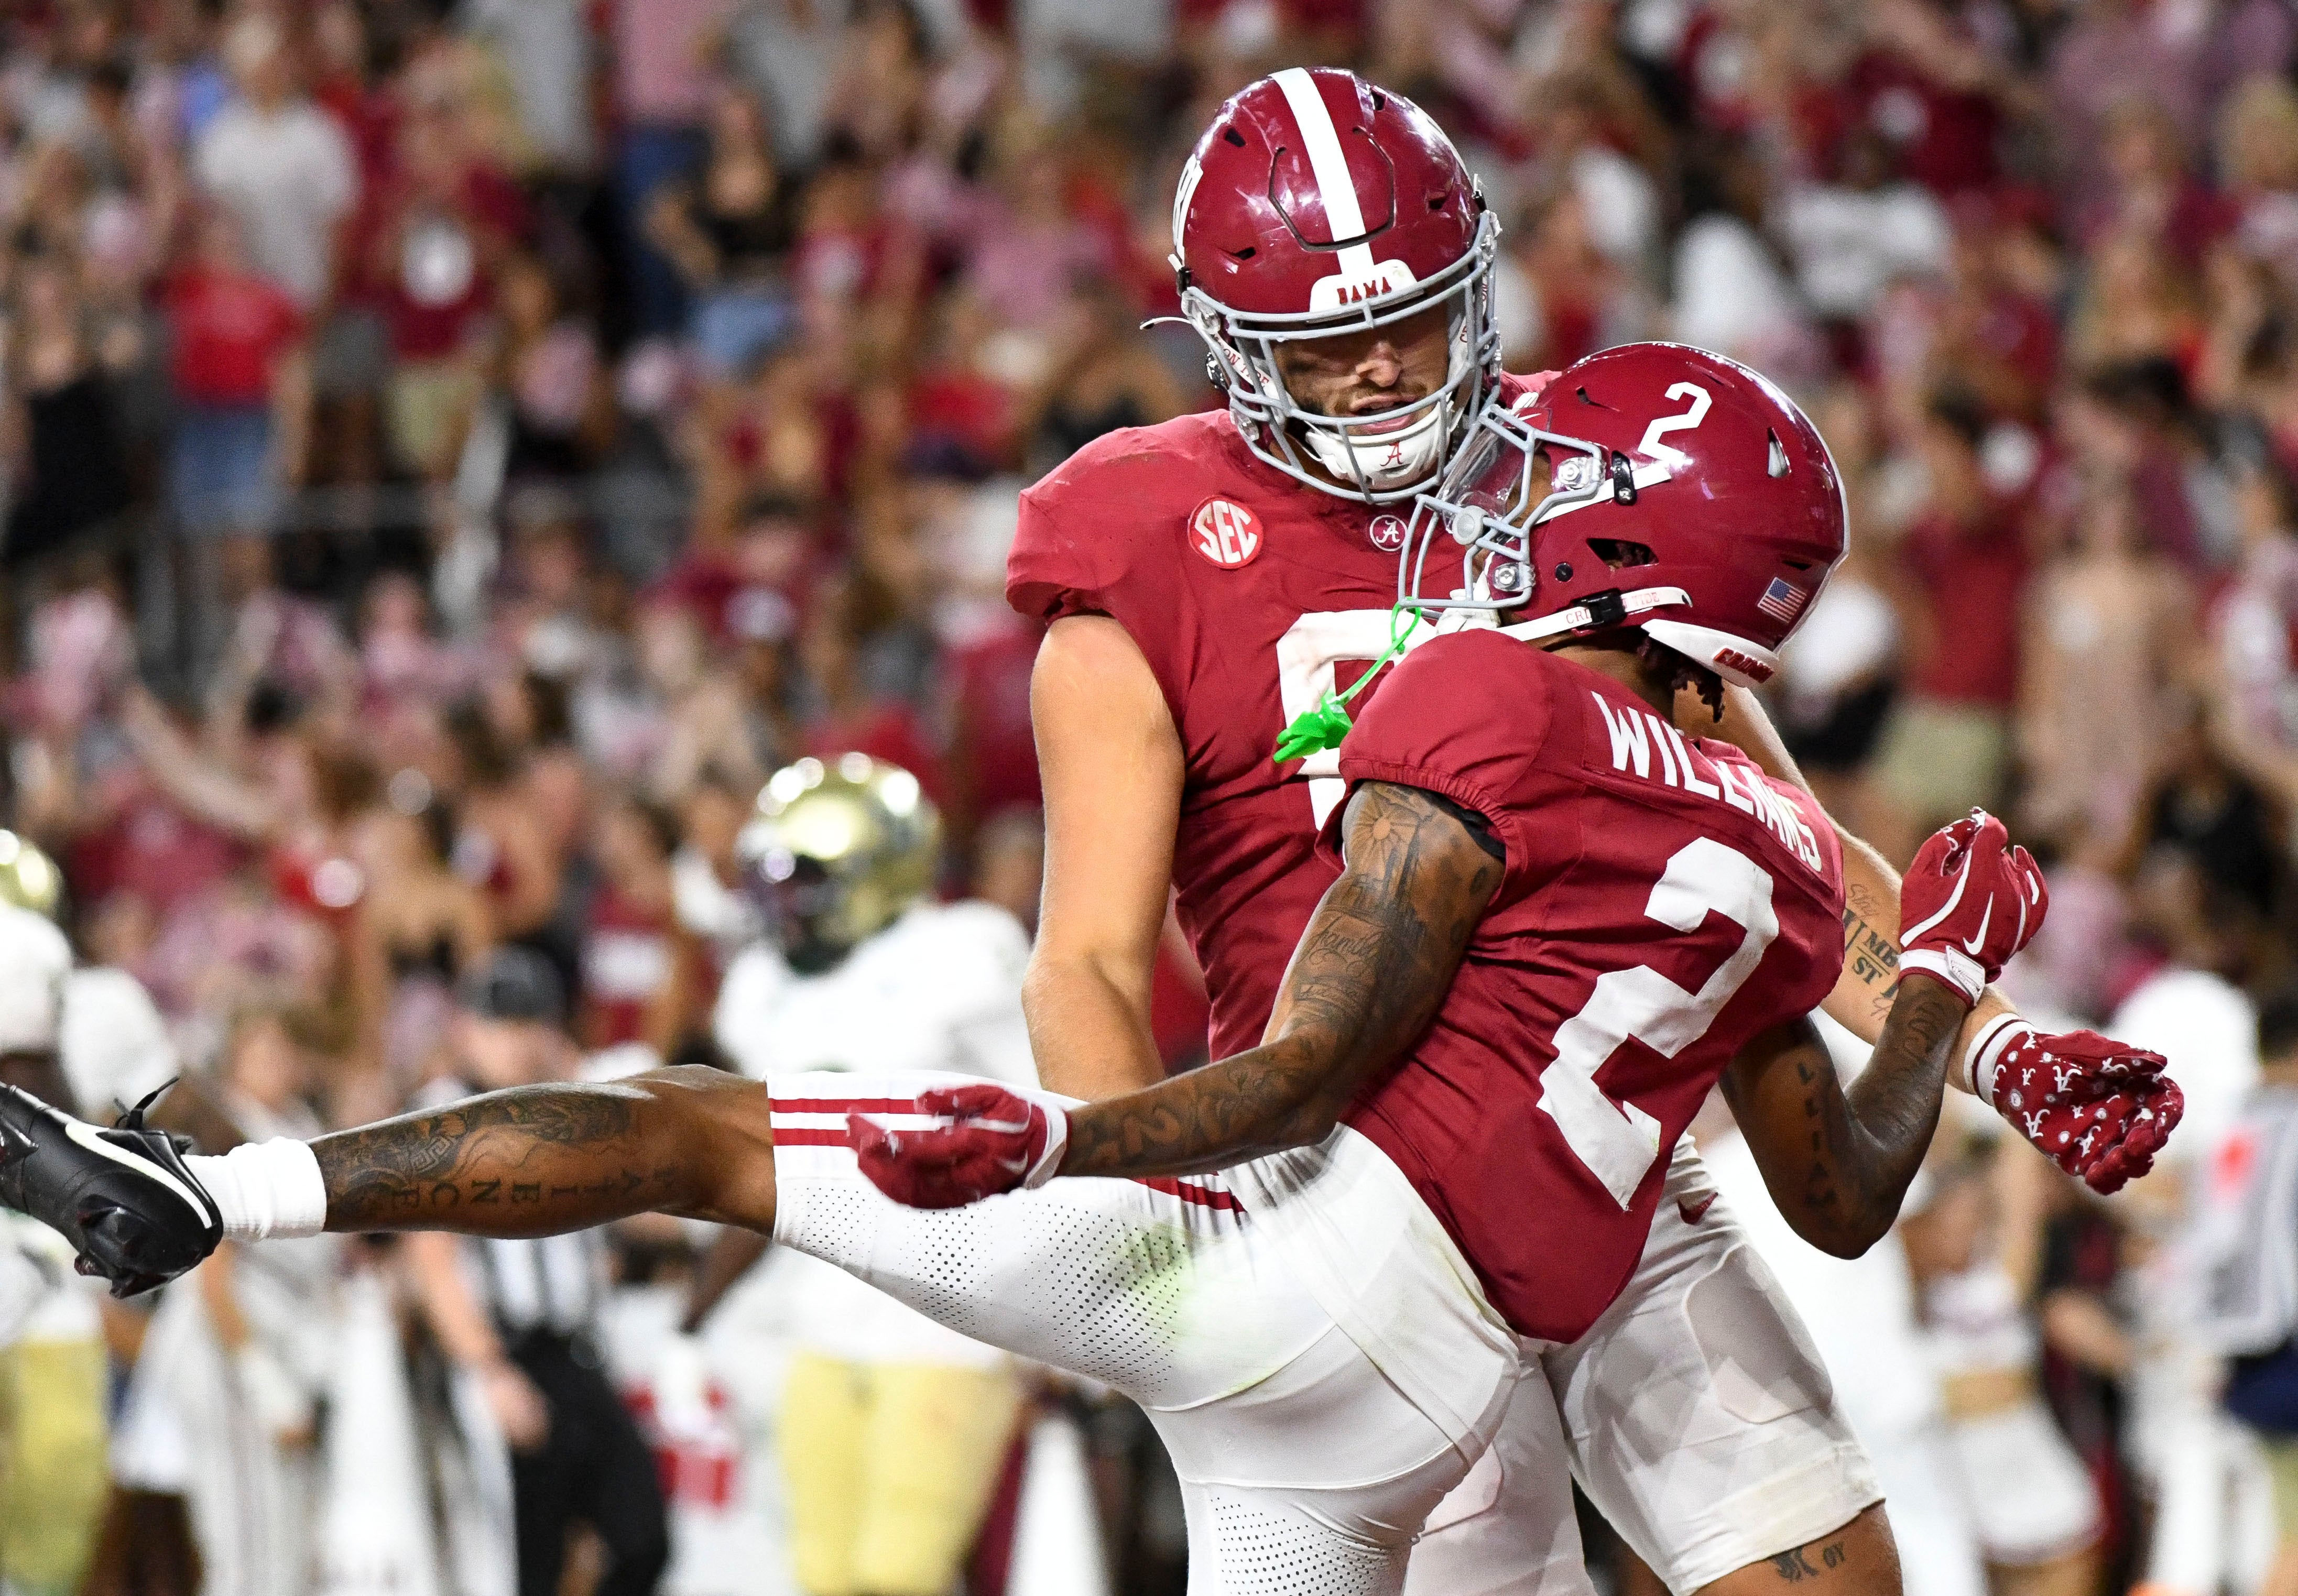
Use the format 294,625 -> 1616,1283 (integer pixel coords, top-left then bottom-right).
1030,616 -> 1182,959
1269,781 -> 1502,1079
1026,616 -> 1185,1090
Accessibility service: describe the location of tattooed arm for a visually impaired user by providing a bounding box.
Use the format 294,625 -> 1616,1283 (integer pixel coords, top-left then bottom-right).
1719,976 -> 1970,1258
1057,781 -> 1502,1181
313,1065 -> 781,1237
1827,855 -> 2018,1089
1709,683 -> 2017,1087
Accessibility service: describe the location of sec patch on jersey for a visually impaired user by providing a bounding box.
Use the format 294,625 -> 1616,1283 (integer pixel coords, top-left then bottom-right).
1189,498 -> 1263,568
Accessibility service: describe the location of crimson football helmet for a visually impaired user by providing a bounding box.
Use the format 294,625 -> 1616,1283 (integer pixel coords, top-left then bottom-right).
1171,68 -> 1500,502
1397,343 -> 1848,688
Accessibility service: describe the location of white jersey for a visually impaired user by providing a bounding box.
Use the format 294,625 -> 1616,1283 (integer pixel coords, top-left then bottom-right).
712,901 -> 1037,1367
0,1209 -> 99,1350
714,901 -> 1036,1088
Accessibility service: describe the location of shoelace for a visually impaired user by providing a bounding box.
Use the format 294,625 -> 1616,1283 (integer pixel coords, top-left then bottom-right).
111,1078 -> 197,1156
113,1077 -> 177,1133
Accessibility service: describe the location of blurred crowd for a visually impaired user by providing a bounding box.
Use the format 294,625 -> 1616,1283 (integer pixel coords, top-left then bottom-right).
7,0 -> 2298,1593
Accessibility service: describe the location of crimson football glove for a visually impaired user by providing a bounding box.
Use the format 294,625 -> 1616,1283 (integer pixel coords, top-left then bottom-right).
1967,1015 -> 2183,1195
850,1084 -> 1069,1210
1898,810 -> 2047,1005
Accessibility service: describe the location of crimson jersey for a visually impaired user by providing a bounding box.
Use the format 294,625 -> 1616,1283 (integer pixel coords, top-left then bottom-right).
1330,630 -> 1845,1341
1008,382 -> 1539,1059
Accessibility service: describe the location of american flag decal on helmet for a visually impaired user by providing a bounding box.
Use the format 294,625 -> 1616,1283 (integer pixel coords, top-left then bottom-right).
1757,577 -> 1806,625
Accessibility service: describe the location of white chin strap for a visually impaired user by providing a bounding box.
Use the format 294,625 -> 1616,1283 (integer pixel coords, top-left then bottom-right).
1496,586 -> 1692,643
1302,400 -> 1452,491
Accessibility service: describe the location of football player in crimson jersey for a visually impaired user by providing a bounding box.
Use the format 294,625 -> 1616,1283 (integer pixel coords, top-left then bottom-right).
0,405 -> 2154,1596
1006,67 -> 2177,1596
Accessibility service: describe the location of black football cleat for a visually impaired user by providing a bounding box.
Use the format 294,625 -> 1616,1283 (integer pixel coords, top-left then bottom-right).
0,1081 -> 222,1297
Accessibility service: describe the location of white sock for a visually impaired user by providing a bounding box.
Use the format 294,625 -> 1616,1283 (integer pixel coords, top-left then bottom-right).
186,1140 -> 328,1241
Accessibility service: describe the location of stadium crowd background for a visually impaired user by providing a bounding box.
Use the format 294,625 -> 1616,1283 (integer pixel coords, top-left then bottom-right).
3,0 -> 2298,1593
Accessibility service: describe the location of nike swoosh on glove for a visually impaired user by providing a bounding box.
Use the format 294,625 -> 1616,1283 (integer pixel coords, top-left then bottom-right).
850,1084 -> 1069,1210
1971,1017 -> 2184,1195
1898,808 -> 2048,1004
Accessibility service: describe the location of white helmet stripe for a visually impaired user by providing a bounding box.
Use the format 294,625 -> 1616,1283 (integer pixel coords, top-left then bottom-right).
1272,69 -> 1376,278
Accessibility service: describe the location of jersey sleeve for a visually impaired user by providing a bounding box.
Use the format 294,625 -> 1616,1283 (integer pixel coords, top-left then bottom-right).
1007,457 -> 1132,624
1324,630 -> 1562,910
1003,425 -> 1219,728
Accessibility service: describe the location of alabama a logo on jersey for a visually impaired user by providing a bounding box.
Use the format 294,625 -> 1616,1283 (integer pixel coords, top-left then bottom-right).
1191,498 -> 1264,568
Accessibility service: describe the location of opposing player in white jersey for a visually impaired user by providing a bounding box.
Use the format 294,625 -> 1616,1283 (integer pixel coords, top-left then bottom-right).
0,903 -> 107,1596
1008,67 -> 2177,1596
701,754 -> 1090,1596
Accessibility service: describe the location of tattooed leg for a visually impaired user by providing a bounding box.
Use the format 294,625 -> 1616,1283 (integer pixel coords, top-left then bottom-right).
1695,1506 -> 1901,1596
314,1065 -> 780,1237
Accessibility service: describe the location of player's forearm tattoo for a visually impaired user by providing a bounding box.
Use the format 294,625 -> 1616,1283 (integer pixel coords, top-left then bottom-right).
1061,782 -> 1502,1179
315,1081 -> 692,1236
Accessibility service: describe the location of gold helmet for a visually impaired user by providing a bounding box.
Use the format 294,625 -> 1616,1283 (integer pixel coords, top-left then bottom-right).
0,831 -> 62,921
739,754 -> 939,971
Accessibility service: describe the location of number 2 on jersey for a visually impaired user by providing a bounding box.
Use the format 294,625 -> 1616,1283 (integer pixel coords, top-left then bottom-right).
1544,838 -> 1778,1207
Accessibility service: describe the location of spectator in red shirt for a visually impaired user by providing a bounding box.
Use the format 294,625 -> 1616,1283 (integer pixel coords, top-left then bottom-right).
162,206 -> 310,542
1874,386 -> 2033,845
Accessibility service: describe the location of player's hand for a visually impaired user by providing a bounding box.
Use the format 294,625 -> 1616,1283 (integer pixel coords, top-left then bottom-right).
1971,1017 -> 2183,1195
850,1084 -> 1069,1209
1897,809 -> 2046,1005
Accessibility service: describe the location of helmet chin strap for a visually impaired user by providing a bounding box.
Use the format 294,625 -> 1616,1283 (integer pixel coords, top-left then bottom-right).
1496,585 -> 1692,644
